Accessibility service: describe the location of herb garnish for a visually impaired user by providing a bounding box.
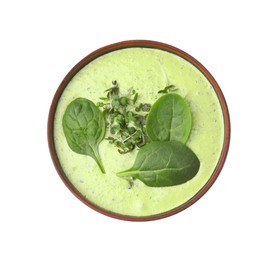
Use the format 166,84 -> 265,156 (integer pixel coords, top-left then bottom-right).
97,81 -> 151,154
158,84 -> 177,94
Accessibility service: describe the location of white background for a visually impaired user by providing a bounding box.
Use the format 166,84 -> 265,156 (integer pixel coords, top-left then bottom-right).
1,0 -> 278,259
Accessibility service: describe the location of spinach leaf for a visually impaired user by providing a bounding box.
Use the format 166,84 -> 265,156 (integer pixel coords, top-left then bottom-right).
146,93 -> 192,143
62,98 -> 106,173
117,141 -> 200,187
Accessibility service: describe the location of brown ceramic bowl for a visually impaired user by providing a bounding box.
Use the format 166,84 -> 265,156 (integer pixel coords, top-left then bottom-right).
48,40 -> 230,221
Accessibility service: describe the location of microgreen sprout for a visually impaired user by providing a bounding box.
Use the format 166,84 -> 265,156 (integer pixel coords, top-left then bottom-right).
158,84 -> 177,94
99,81 -> 151,154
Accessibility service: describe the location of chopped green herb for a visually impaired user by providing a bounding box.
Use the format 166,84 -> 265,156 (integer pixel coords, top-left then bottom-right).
133,93 -> 138,104
158,84 -> 178,94
99,97 -> 109,101
141,103 -> 151,112
99,81 -> 151,154
120,96 -> 129,106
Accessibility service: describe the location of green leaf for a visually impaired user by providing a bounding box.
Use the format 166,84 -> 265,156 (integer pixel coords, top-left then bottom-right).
62,98 -> 106,173
133,92 -> 138,104
146,93 -> 192,143
117,141 -> 200,187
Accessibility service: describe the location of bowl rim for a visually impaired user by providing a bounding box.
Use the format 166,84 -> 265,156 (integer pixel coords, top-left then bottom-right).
47,39 -> 231,221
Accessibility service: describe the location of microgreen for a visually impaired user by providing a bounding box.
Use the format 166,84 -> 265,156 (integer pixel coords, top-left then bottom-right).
158,84 -> 178,94
99,81 -> 151,154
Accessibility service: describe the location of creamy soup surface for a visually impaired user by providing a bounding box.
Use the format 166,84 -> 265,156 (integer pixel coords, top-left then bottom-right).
53,47 -> 224,216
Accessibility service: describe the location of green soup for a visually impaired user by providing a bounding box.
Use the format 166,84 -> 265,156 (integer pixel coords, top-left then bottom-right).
53,47 -> 224,217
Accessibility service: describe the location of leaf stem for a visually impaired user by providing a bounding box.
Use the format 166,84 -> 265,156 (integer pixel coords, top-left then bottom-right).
91,147 -> 106,174
122,131 -> 137,143
95,157 -> 106,174
116,170 -> 133,177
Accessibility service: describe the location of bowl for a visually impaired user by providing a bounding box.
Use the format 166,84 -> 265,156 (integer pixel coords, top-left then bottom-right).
48,40 -> 230,221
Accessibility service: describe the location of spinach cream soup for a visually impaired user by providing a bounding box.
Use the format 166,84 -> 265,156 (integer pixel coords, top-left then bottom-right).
52,46 -> 226,218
